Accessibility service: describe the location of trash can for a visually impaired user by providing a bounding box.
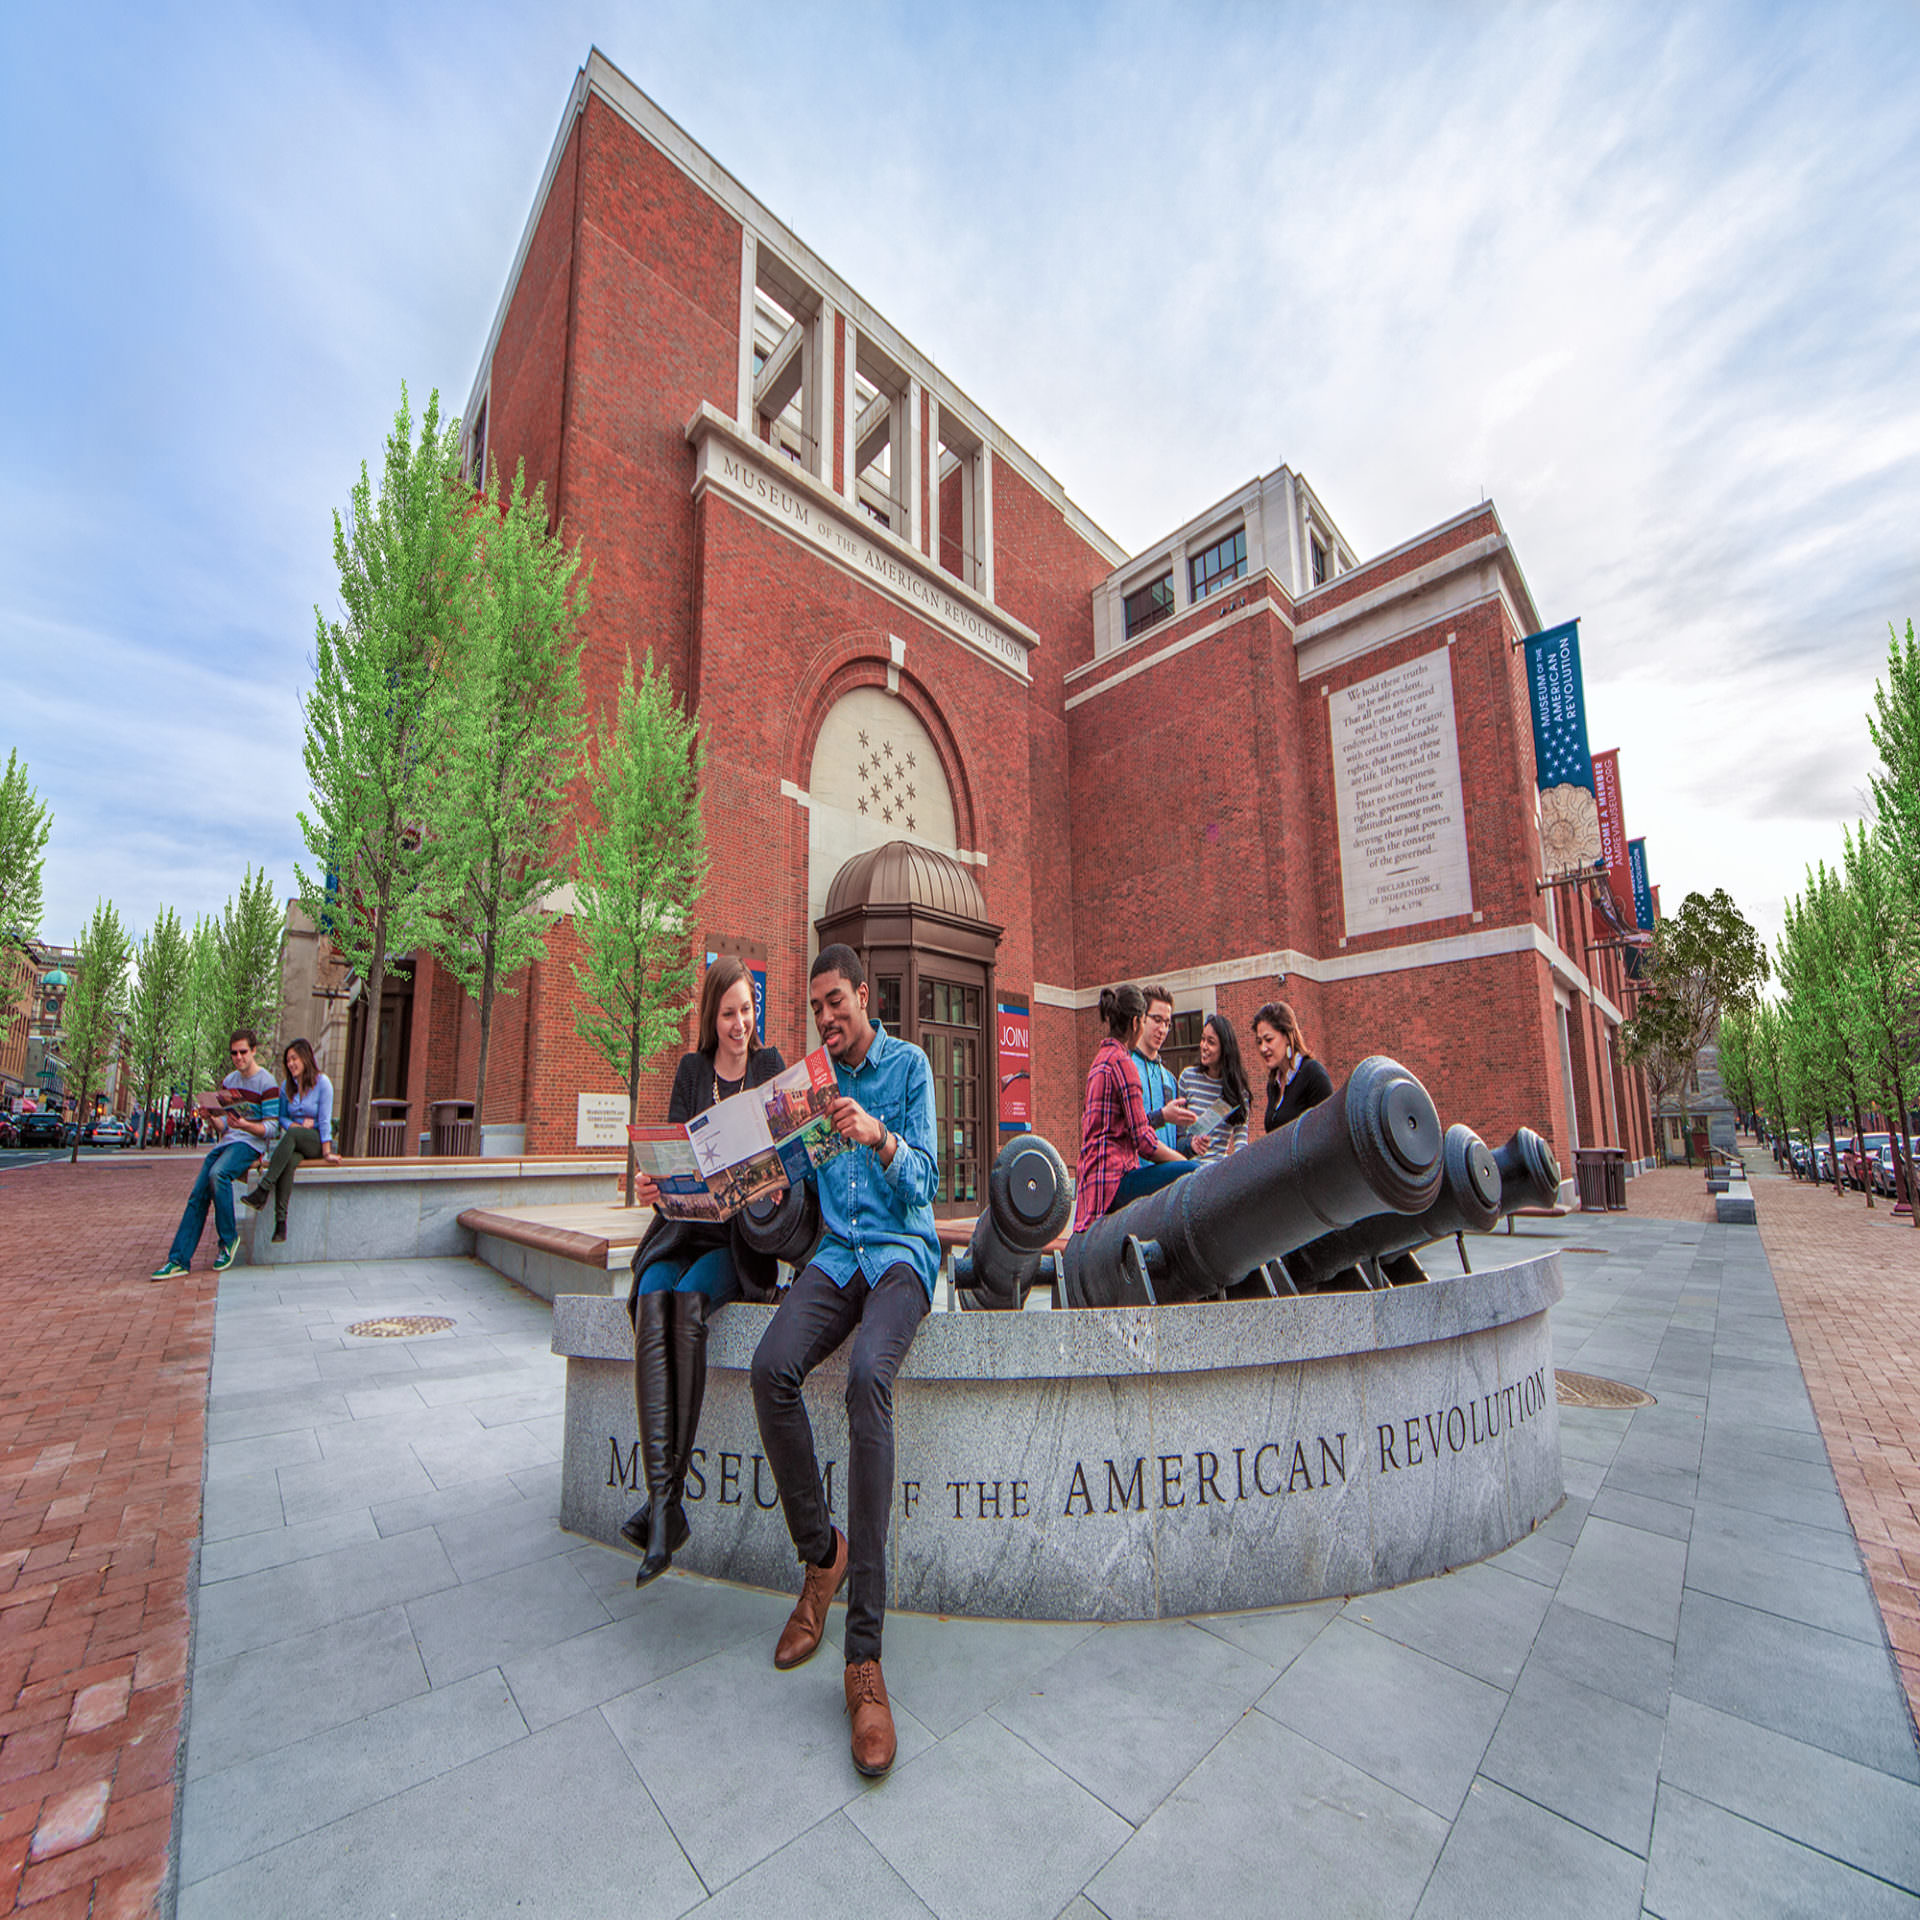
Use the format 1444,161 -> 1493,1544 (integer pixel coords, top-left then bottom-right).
1573,1148 -> 1609,1213
1603,1148 -> 1627,1210
369,1099 -> 409,1158
429,1100 -> 475,1156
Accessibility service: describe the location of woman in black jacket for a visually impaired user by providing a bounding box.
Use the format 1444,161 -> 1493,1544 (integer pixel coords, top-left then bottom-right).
624,957 -> 786,1586
1252,1000 -> 1333,1135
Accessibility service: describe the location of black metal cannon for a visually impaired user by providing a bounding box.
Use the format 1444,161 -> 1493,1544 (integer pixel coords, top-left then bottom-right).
736,1178 -> 823,1273
950,1132 -> 1073,1310
1280,1124 -> 1563,1292
955,1054 -> 1446,1309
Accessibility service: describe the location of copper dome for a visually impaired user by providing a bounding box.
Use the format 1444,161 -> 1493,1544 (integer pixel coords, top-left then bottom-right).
822,840 -> 991,928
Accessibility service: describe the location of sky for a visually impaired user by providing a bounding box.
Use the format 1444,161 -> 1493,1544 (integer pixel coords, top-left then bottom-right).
4,0 -> 1917,969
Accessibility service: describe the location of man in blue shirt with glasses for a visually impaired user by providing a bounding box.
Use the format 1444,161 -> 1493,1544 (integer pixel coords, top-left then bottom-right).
751,944 -> 939,1778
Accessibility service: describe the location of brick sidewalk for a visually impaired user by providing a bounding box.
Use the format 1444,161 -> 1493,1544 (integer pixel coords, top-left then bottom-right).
0,1157 -> 208,1918
1745,1155 -> 1920,1732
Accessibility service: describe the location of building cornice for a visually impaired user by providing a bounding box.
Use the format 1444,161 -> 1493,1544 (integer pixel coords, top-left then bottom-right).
687,406 -> 1037,683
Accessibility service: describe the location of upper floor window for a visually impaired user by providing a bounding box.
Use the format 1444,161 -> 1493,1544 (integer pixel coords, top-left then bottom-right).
1310,537 -> 1329,587
1190,527 -> 1247,601
1123,573 -> 1175,639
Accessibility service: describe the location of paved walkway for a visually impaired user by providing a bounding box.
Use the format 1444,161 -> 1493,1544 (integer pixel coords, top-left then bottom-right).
8,1154 -> 1920,1916
165,1209 -> 1917,1918
0,1155 -> 204,1919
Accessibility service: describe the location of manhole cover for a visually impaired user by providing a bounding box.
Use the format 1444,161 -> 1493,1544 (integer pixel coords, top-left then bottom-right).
346,1315 -> 455,1339
1555,1369 -> 1655,1409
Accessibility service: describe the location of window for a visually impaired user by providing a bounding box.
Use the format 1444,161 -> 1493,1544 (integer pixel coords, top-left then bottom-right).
1123,573 -> 1174,640
1189,527 -> 1247,601
1310,538 -> 1329,587
1161,1011 -> 1205,1083
877,976 -> 902,1029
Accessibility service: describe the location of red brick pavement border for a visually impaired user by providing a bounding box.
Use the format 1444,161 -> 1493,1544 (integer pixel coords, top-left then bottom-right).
1743,1151 -> 1920,1736
0,1156 -> 208,1918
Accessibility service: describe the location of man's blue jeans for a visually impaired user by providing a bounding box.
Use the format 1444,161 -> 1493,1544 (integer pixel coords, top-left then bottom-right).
167,1139 -> 262,1267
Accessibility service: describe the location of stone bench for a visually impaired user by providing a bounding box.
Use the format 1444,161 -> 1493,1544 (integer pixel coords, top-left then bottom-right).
554,1251 -> 1566,1621
239,1159 -> 623,1267
1715,1192 -> 1758,1225
459,1209 -> 624,1303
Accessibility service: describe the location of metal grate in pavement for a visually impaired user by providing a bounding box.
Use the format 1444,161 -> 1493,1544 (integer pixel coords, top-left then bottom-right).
346,1315 -> 456,1338
1555,1368 -> 1655,1409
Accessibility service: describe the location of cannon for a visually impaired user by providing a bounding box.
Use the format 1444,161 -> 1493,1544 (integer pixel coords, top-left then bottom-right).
736,1178 -> 823,1272
955,1055 -> 1445,1309
1281,1124 -> 1563,1292
950,1133 -> 1073,1310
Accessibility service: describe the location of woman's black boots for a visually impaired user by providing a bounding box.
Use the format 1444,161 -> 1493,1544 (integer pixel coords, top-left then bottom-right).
669,1291 -> 710,1502
633,1294 -> 678,1587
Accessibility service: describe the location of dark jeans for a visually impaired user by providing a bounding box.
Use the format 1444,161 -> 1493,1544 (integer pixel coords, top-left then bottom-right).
750,1261 -> 928,1665
253,1126 -> 327,1225
634,1246 -> 739,1305
1111,1158 -> 1200,1210
167,1139 -> 261,1267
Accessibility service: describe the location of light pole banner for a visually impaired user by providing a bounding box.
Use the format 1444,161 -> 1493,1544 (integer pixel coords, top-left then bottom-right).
1627,837 -> 1654,932
1591,749 -> 1636,926
1522,620 -> 1603,874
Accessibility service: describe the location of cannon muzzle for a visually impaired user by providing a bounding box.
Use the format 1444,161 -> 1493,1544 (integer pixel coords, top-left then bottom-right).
952,1133 -> 1073,1308
1282,1123 -> 1564,1292
737,1179 -> 822,1269
1059,1055 -> 1444,1308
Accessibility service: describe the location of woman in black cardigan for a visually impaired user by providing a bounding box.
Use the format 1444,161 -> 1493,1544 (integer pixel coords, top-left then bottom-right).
624,957 -> 786,1585
1252,1000 -> 1333,1135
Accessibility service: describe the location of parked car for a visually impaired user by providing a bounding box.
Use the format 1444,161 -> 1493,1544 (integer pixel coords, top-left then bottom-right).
1872,1146 -> 1901,1197
1842,1133 -> 1890,1191
18,1110 -> 66,1148
0,1113 -> 17,1149
81,1117 -> 129,1149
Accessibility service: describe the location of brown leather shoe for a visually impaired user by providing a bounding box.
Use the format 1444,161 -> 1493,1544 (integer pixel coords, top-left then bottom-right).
773,1527 -> 848,1670
844,1659 -> 896,1776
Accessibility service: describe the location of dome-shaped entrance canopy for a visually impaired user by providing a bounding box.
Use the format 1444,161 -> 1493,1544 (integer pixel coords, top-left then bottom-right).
822,840 -> 991,931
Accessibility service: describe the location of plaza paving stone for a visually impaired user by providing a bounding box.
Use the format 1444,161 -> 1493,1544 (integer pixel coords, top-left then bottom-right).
6,1144 -> 1920,1915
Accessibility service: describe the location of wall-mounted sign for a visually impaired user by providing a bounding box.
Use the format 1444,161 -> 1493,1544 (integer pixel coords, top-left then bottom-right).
576,1092 -> 630,1149
998,997 -> 1031,1132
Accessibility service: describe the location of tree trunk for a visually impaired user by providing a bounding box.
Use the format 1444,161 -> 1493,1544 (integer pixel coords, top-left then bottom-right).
1848,1082 -> 1874,1208
1892,1058 -> 1919,1228
625,1018 -> 641,1207
353,897 -> 389,1159
473,941 -> 496,1140
1823,1112 -> 1844,1196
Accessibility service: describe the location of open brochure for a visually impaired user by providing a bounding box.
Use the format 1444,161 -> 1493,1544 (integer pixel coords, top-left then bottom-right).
197,1084 -> 285,1123
627,1047 -> 852,1221
1187,1095 -> 1245,1145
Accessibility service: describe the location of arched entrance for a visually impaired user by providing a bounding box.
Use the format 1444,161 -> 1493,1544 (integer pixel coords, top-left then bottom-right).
817,840 -> 1001,1214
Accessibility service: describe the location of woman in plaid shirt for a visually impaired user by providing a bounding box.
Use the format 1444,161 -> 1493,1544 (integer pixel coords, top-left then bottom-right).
1072,984 -> 1194,1234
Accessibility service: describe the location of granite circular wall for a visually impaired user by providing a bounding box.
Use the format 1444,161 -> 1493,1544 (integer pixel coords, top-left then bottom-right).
553,1254 -> 1564,1620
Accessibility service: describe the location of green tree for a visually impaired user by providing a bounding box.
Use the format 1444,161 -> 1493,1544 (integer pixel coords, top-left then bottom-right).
218,865 -> 284,1053
1778,866 -> 1864,1198
1867,618 -> 1920,905
182,913 -> 228,1102
1751,997 -> 1794,1160
1715,999 -> 1757,1132
61,900 -> 132,1165
127,906 -> 190,1145
419,460 -> 587,1136
1838,823 -> 1920,1224
295,386 -> 469,1154
1621,888 -> 1769,1164
571,653 -> 707,1205
0,750 -> 52,948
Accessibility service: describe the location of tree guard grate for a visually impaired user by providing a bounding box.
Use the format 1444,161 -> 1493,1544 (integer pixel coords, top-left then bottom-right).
346,1315 -> 456,1339
1555,1369 -> 1655,1409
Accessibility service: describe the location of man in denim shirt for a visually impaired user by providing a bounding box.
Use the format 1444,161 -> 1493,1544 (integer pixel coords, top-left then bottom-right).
751,944 -> 938,1777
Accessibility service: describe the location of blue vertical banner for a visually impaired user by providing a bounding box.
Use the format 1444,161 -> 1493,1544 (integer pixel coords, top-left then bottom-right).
1522,619 -> 1604,873
1627,838 -> 1654,932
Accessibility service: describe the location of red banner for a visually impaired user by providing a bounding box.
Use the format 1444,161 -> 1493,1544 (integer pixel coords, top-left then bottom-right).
1591,749 -> 1636,926
998,1000 -> 1031,1131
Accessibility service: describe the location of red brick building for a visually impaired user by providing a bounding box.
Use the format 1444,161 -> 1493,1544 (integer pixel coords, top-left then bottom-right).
353,50 -> 1647,1200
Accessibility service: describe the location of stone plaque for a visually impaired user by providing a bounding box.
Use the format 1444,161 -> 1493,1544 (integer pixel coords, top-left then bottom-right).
575,1092 -> 628,1149
1330,648 -> 1474,936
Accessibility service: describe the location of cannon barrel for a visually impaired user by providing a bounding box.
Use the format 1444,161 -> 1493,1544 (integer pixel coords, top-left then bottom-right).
951,1133 -> 1074,1308
1283,1124 -> 1564,1292
1059,1055 -> 1445,1308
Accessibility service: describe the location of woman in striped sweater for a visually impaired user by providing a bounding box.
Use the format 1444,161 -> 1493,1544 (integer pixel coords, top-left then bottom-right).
1175,1014 -> 1252,1158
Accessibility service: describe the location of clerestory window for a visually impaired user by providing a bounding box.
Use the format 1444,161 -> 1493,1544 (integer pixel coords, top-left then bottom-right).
1190,527 -> 1247,601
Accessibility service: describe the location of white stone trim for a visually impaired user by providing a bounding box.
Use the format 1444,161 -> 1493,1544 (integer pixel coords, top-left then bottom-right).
1063,592 -> 1283,708
1032,921 -> 1604,1009
469,52 -> 1126,569
779,780 -> 811,809
687,405 -> 1035,683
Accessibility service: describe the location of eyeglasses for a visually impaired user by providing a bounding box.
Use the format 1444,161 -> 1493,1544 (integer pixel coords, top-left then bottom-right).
229,1047 -> 249,1058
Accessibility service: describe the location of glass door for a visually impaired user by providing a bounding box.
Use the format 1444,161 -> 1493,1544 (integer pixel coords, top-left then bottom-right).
917,975 -> 982,1208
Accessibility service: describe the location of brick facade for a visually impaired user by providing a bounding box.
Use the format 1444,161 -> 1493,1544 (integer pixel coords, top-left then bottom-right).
389,51 -> 1645,1194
